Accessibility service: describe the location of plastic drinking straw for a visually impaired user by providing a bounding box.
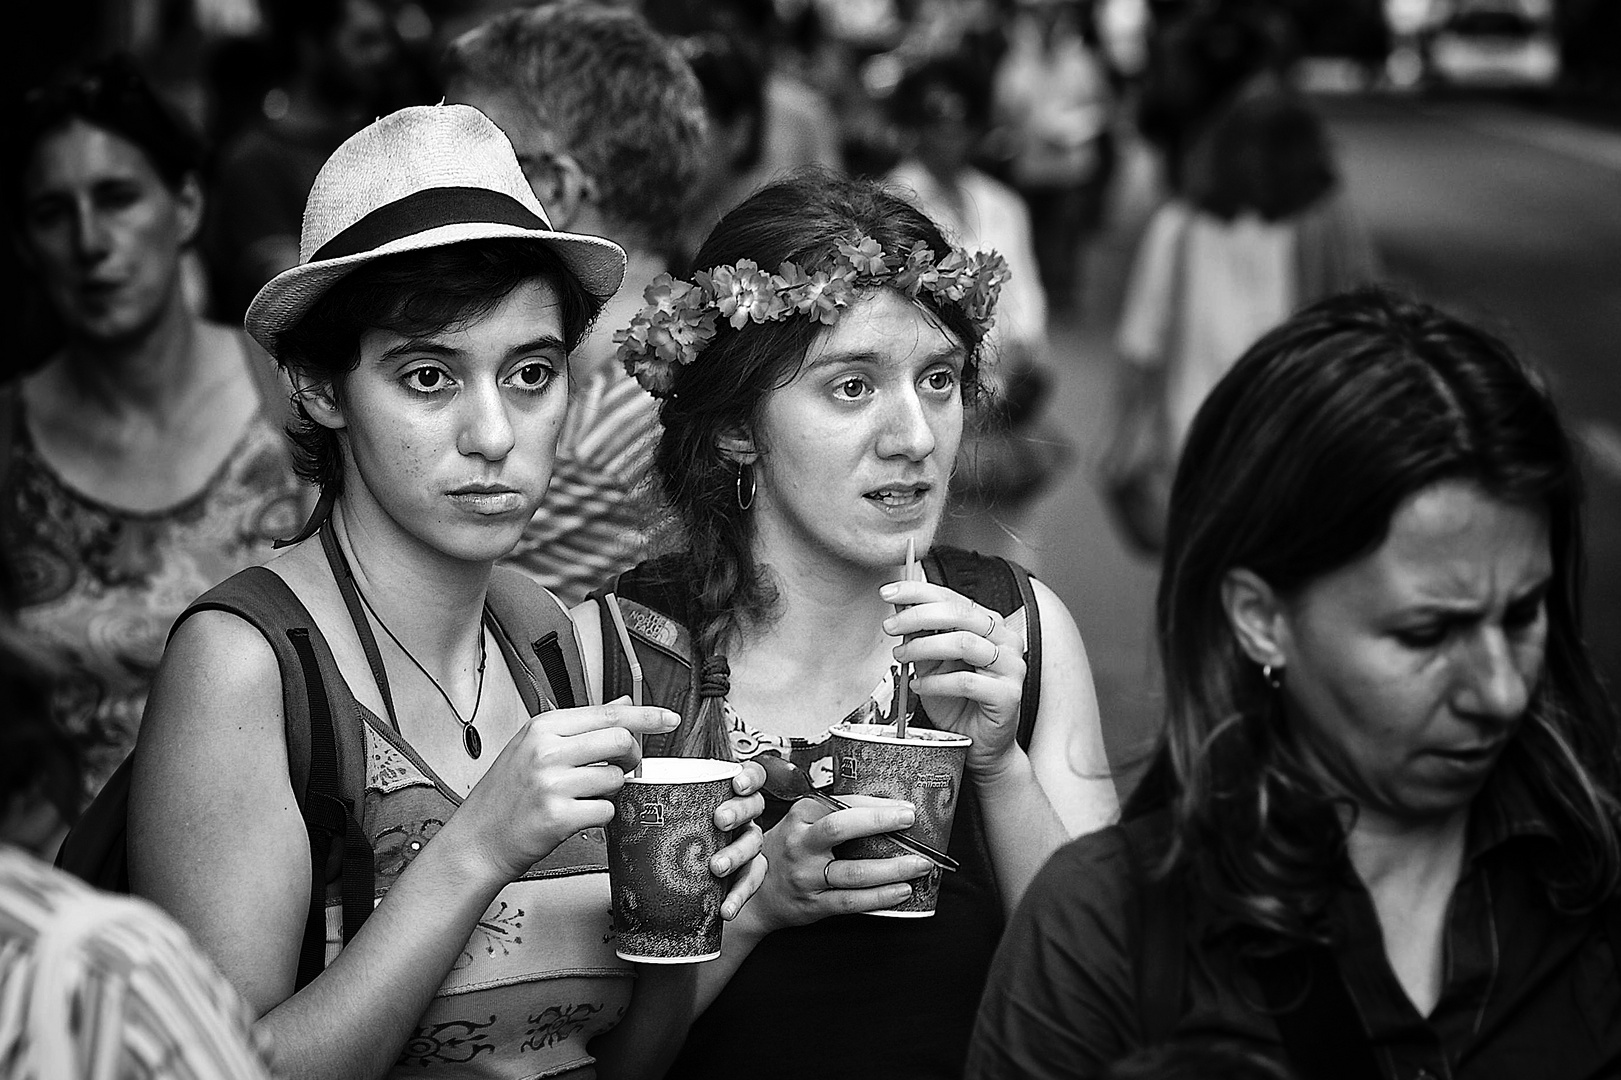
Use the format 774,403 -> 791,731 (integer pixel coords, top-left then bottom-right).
603,592 -> 644,777
894,537 -> 915,740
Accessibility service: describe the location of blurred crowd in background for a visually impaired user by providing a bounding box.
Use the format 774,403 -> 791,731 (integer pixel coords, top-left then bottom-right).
8,0 -> 1615,379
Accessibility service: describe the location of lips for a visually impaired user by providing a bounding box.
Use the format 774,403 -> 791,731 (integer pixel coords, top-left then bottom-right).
446,483 -> 524,515
863,482 -> 931,506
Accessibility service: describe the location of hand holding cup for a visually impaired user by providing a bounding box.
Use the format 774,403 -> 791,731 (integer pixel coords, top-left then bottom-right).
451,700 -> 680,886
880,578 -> 1026,775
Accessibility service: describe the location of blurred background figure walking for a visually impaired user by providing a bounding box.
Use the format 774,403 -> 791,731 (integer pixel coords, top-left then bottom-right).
885,52 -> 1073,564
1101,80 -> 1380,553
988,0 -> 1117,320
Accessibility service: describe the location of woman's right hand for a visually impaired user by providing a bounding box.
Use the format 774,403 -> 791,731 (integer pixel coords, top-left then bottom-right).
737,796 -> 934,934
450,700 -> 680,884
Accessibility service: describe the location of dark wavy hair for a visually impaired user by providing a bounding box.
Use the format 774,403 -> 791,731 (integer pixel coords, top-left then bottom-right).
646,170 -> 989,740
273,239 -> 601,495
11,52 -> 205,216
1151,287 -> 1620,943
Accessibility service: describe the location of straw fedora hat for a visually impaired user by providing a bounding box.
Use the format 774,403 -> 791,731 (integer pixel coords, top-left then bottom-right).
245,103 -> 627,352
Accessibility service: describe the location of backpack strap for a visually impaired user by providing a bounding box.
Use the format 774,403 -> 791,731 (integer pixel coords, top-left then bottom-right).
179,567 -> 373,989
589,564 -> 705,758
921,547 -> 1043,750
1119,812 -> 1187,1045
485,565 -> 587,711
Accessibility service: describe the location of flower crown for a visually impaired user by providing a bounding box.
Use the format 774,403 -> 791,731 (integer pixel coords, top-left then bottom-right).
613,235 -> 1011,398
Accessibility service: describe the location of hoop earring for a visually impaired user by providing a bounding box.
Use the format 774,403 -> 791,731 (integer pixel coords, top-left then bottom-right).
1262,663 -> 1284,690
736,460 -> 756,511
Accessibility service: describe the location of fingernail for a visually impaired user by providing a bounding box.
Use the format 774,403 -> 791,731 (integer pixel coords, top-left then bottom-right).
713,856 -> 731,875
722,901 -> 736,920
880,583 -> 899,600
895,811 -> 916,828
716,809 -> 734,829
881,617 -> 898,634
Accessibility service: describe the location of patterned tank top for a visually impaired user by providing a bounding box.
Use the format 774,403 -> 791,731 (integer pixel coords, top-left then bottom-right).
0,389 -> 308,805
332,700 -> 634,1079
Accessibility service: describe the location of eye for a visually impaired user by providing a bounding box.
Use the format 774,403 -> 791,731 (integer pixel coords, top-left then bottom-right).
95,183 -> 142,211
832,375 -> 873,401
402,366 -> 451,395
922,367 -> 958,394
1504,592 -> 1546,634
1394,623 -> 1448,649
505,361 -> 557,393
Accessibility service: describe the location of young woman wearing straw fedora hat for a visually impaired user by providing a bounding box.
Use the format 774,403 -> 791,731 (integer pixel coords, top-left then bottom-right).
124,104 -> 767,1080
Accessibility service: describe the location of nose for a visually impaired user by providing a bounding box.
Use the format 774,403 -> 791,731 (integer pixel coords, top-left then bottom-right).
1454,627 -> 1533,727
875,386 -> 936,462
455,381 -> 516,462
70,201 -> 112,265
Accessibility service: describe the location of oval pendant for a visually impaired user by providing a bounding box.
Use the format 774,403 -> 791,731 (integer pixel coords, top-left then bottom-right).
463,724 -> 482,759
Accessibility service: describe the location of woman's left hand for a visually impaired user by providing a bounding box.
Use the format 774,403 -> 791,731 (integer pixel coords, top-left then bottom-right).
710,759 -> 768,921
880,579 -> 1027,778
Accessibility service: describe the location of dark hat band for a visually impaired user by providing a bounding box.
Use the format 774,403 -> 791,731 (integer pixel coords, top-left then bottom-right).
311,186 -> 549,263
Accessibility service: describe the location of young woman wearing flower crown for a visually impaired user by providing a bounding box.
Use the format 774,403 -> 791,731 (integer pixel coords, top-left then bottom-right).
573,170 -> 1119,1079
123,105 -> 766,1080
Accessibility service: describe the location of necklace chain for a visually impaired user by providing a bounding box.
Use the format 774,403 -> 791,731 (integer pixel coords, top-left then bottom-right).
351,583 -> 488,758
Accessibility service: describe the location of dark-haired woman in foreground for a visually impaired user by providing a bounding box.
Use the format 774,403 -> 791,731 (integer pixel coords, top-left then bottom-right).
970,288 -> 1621,1078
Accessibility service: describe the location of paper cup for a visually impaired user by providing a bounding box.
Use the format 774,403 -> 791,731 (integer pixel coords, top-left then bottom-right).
606,757 -> 741,962
830,723 -> 970,917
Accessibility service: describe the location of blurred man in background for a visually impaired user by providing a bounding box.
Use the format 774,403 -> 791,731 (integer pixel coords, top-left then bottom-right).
442,1 -> 709,604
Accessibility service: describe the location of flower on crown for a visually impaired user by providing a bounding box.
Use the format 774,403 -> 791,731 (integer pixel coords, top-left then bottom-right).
614,235 -> 1010,398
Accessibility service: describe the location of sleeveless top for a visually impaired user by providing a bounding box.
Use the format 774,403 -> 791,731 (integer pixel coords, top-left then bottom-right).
189,568 -> 634,1079
0,385 -> 308,807
607,552 -> 1035,1080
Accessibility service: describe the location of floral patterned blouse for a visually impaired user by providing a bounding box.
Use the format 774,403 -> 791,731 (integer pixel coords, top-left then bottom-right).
1,390 -> 308,806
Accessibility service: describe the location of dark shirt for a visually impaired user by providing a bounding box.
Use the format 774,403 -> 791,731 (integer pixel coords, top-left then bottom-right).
967,769 -> 1621,1079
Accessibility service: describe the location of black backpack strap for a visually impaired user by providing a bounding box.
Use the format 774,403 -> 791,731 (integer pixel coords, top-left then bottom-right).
1248,945 -> 1380,1080
485,565 -> 587,712
588,567 -> 705,758
921,547 -> 1043,750
285,628 -> 371,988
178,567 -> 374,986
1120,813 -> 1186,1044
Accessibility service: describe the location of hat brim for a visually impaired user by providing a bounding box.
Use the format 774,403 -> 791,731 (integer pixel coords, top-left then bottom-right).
245,220 -> 627,353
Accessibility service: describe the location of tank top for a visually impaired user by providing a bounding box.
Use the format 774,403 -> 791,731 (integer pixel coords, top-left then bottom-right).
607,552 -> 1036,1080
192,567 -> 635,1079
0,384 -> 308,806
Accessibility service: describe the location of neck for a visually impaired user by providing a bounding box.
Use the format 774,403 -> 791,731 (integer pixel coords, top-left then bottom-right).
328,495 -> 491,669
60,293 -> 199,418
1345,804 -> 1469,895
738,524 -> 904,670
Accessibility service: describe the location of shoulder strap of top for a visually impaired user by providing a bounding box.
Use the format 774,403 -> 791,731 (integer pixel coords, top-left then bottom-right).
921,547 -> 1043,750
173,566 -> 373,988
484,565 -> 588,711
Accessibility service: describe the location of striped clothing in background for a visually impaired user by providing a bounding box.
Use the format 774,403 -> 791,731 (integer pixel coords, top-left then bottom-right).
0,846 -> 273,1080
506,367 -> 663,606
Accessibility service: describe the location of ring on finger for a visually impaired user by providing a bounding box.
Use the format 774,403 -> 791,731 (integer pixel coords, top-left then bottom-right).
986,642 -> 1001,668
984,611 -> 997,637
822,859 -> 836,890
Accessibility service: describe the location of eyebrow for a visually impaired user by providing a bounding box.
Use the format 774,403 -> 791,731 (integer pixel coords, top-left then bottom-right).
1397,576 -> 1553,617
802,345 -> 965,373
376,334 -> 568,363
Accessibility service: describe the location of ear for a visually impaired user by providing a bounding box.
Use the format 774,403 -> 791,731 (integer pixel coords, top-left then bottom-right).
715,427 -> 758,465
1220,567 -> 1289,669
539,153 -> 599,231
175,173 -> 205,247
291,372 -> 346,432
